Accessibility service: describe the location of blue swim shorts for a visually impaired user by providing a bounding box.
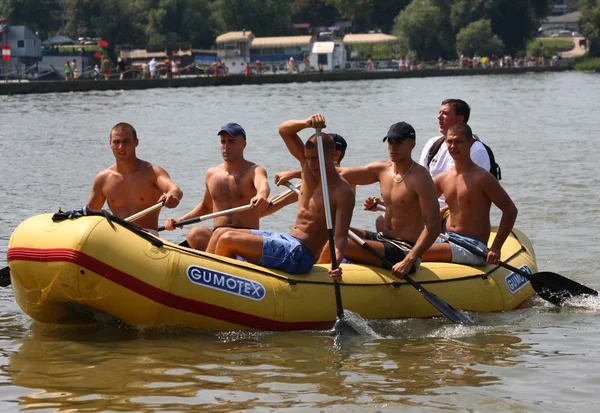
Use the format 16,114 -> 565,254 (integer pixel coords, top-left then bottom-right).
251,230 -> 316,274
434,231 -> 488,266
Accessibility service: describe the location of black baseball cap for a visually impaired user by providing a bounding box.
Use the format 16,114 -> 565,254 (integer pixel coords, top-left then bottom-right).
330,133 -> 347,152
218,122 -> 246,140
382,121 -> 416,142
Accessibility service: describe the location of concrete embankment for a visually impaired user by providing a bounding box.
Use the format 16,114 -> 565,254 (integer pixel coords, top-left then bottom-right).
0,65 -> 572,96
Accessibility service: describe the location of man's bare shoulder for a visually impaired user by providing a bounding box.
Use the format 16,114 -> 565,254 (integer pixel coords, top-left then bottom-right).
94,164 -> 117,181
335,178 -> 355,201
411,162 -> 432,179
245,161 -> 267,174
369,160 -> 391,170
207,164 -> 224,176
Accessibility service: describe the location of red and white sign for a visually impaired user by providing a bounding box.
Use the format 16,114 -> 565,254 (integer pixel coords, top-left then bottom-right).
1,44 -> 10,61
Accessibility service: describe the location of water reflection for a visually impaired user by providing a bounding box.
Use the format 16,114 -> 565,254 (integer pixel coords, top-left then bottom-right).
3,322 -> 532,411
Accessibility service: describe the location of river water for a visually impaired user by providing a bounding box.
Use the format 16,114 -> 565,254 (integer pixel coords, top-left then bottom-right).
0,72 -> 599,411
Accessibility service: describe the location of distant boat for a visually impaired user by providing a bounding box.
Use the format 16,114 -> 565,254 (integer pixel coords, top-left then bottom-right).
595,66 -> 600,73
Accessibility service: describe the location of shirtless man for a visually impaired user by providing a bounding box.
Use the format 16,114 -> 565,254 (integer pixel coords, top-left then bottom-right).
418,99 -> 490,208
422,123 -> 517,265
87,122 -> 183,233
211,114 -> 355,279
163,123 -> 271,251
321,121 -> 440,279
262,133 -> 350,217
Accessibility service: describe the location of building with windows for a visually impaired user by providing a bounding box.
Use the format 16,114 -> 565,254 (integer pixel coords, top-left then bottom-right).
250,36 -> 313,71
216,31 -> 254,72
1,25 -> 41,78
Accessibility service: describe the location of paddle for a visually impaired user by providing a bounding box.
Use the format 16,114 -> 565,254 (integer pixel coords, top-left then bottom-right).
269,181 -> 302,206
346,231 -> 475,325
124,201 -> 164,222
307,191 -> 474,325
159,183 -> 303,232
287,131 -> 357,336
0,202 -> 167,288
439,233 -> 598,306
158,204 -> 253,232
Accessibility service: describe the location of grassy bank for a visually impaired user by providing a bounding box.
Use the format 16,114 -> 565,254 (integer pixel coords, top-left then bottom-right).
526,38 -> 574,57
574,56 -> 600,70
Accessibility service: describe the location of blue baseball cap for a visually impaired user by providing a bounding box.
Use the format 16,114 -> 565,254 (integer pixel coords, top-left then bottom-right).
218,122 -> 246,140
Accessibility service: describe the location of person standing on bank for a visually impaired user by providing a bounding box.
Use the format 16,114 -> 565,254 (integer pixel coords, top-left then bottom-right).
87,122 -> 183,234
163,123 -> 271,251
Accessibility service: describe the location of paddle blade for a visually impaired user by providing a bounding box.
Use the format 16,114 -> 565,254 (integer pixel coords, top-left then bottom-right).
529,271 -> 599,306
0,266 -> 11,288
330,317 -> 360,336
419,287 -> 476,325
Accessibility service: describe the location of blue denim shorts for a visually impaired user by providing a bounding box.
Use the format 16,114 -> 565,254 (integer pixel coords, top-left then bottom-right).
251,230 -> 316,274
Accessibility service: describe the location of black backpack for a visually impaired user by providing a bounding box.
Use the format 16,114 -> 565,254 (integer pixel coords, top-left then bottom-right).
426,134 -> 501,180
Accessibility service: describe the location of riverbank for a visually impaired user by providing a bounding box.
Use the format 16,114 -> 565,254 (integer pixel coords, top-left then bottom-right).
0,64 -> 573,95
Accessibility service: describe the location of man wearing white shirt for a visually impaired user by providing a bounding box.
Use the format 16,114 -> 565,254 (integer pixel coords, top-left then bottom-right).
418,99 -> 490,208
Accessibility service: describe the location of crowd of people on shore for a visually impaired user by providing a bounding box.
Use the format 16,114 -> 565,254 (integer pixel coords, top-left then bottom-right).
61,51 -> 565,81
86,99 -> 517,281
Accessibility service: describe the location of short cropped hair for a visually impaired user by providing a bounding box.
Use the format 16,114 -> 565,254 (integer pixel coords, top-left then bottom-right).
447,123 -> 473,141
441,99 -> 470,123
305,132 -> 335,153
110,122 -> 138,141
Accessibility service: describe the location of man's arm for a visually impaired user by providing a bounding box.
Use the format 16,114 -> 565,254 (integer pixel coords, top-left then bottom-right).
392,171 -> 441,278
261,192 -> 298,217
251,166 -> 271,211
482,175 -> 518,263
154,165 -> 183,208
163,181 -> 212,231
87,172 -> 107,210
330,186 -> 355,281
274,170 -> 301,186
338,162 -> 382,186
278,115 -> 324,162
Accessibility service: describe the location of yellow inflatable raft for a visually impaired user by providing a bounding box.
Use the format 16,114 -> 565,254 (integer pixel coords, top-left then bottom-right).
7,213 -> 538,331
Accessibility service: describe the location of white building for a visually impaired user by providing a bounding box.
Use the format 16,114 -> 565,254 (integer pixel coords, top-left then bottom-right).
310,41 -> 346,71
215,31 -> 254,72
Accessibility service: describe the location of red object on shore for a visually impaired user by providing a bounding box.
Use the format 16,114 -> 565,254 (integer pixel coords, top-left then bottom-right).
98,38 -> 109,48
2,44 -> 10,61
94,51 -> 103,59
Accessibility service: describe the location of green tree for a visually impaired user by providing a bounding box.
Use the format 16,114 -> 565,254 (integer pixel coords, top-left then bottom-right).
0,0 -> 62,38
579,0 -> 600,56
325,0 -> 372,32
369,0 -> 411,33
64,0 -> 146,56
450,0 -> 550,54
212,0 -> 293,37
455,18 -> 505,57
292,0 -> 340,27
392,0 -> 454,61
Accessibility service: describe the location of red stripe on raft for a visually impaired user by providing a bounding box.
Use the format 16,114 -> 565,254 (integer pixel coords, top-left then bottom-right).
7,247 -> 334,331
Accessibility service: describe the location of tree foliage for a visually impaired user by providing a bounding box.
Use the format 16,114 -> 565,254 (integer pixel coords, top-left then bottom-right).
0,0 -> 62,38
579,0 -> 600,56
1,0 -> 554,58
212,0 -> 293,37
392,0 -> 454,60
292,0 -> 340,28
450,0 -> 550,54
456,19 -> 505,57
